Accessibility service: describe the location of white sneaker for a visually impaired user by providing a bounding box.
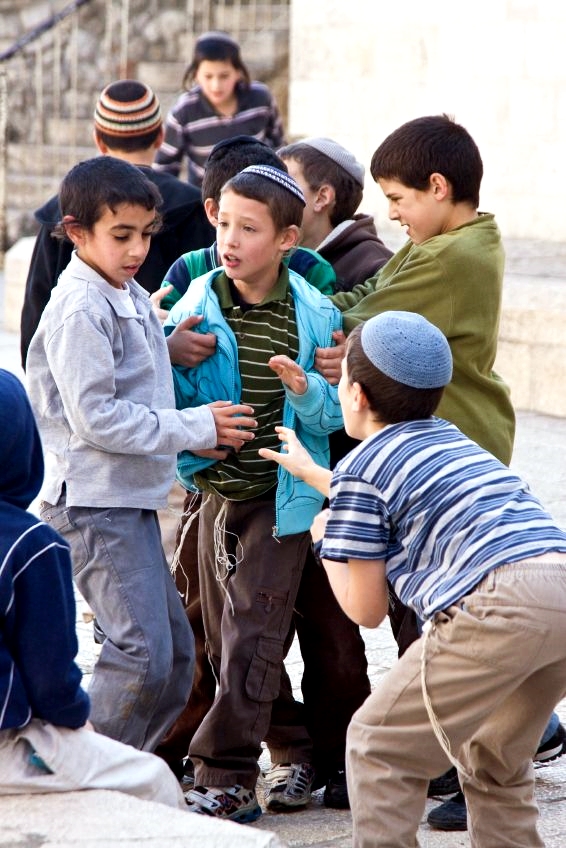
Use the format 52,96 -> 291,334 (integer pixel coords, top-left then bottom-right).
263,762 -> 315,810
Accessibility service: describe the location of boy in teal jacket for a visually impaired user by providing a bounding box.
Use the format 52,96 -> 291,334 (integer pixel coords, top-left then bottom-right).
164,165 -> 342,822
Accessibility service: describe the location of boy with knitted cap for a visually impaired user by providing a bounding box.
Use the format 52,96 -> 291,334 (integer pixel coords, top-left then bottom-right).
20,78 -> 214,367
260,310 -> 566,848
165,164 -> 343,821
278,136 -> 392,290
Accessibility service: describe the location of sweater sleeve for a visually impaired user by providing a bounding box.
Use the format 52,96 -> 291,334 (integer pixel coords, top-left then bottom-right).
263,91 -> 286,148
153,103 -> 185,177
333,246 -> 454,335
20,226 -> 73,370
15,534 -> 90,728
44,308 -> 216,455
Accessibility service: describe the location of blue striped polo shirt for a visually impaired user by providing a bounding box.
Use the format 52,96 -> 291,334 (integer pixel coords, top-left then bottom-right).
322,418 -> 566,619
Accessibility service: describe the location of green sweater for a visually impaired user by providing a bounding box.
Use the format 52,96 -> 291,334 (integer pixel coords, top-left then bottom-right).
332,213 -> 515,464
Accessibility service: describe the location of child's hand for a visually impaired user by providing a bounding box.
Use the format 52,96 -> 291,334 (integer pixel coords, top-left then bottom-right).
208,401 -> 256,451
314,330 -> 346,385
268,355 -> 307,394
167,315 -> 217,367
259,427 -> 332,495
259,426 -> 315,478
150,285 -> 173,323
311,507 -> 330,545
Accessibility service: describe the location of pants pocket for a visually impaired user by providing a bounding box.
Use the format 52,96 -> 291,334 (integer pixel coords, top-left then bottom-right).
40,501 -> 89,572
246,637 -> 284,703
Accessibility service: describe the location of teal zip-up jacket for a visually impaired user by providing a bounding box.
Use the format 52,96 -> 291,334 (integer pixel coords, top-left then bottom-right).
164,267 -> 344,537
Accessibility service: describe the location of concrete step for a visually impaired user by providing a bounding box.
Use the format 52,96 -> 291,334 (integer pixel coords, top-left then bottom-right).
0,790 -> 286,847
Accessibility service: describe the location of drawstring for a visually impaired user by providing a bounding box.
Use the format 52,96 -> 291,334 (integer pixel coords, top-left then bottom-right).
420,617 -> 485,791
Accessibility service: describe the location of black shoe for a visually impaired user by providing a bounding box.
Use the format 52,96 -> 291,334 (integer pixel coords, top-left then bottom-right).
535,722 -> 566,763
323,767 -> 350,809
427,791 -> 467,831
427,765 -> 460,797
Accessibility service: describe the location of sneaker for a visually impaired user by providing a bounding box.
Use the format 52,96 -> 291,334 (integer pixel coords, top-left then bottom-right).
534,722 -> 566,763
264,762 -> 315,810
427,791 -> 467,831
323,767 -> 350,809
427,765 -> 460,797
185,784 -> 262,823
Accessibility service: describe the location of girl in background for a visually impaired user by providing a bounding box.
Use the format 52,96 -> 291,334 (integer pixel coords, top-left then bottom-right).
154,31 -> 285,187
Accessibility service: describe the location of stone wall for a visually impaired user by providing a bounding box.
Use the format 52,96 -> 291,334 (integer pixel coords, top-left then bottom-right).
0,0 -> 290,245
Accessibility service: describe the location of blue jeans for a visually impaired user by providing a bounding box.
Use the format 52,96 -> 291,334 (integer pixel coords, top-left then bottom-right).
41,496 -> 194,751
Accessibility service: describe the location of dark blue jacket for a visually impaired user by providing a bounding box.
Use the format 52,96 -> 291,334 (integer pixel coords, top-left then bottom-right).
0,369 -> 89,730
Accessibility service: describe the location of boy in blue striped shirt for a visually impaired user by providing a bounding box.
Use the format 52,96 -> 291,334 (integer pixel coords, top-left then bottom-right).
260,310 -> 566,848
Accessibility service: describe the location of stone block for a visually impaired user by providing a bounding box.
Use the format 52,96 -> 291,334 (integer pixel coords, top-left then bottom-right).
3,236 -> 35,333
137,61 -> 186,94
0,790 -> 287,848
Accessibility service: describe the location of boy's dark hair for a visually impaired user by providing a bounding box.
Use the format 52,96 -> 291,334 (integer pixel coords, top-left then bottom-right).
345,325 -> 444,423
93,79 -> 162,154
183,31 -> 251,90
221,170 -> 304,231
278,141 -> 363,226
370,114 -> 483,207
94,126 -> 161,154
202,137 -> 285,203
54,156 -> 162,237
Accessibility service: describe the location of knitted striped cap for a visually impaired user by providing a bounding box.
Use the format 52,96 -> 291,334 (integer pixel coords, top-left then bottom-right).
239,165 -> 306,205
361,311 -> 453,389
94,80 -> 162,138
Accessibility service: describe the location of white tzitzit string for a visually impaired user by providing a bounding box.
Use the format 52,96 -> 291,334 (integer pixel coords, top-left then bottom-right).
170,491 -> 203,601
212,499 -> 244,615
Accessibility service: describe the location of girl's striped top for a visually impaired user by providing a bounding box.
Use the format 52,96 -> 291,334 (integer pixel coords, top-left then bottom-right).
154,81 -> 285,187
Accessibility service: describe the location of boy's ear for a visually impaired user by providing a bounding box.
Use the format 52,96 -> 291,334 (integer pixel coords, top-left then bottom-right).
279,225 -> 301,253
429,172 -> 450,200
313,183 -> 335,213
93,128 -> 108,155
351,381 -> 369,413
62,215 -> 86,246
204,197 -> 219,226
152,126 -> 165,149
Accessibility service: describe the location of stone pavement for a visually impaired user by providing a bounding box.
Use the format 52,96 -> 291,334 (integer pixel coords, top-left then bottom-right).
2,308 -> 566,845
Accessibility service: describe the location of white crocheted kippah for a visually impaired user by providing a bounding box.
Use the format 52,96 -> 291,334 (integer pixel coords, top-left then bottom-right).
360,311 -> 453,389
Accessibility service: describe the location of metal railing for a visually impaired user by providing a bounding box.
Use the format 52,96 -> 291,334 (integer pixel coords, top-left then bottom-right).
0,0 -> 290,260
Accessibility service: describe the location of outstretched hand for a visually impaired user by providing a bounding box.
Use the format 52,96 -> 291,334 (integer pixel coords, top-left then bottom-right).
268,355 -> 307,394
208,401 -> 257,451
314,330 -> 346,385
258,426 -> 332,496
167,315 -> 217,368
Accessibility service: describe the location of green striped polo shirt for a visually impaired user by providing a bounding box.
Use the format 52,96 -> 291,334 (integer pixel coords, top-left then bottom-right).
195,268 -> 299,500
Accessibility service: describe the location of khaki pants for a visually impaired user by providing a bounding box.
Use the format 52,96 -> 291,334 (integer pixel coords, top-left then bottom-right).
347,560 -> 566,848
0,719 -> 186,809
